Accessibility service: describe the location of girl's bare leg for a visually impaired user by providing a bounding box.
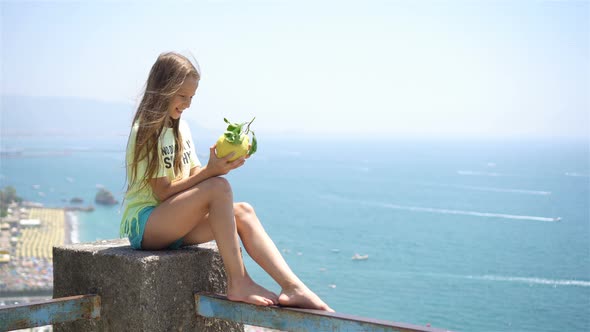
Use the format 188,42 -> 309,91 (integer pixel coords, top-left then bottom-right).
142,177 -> 276,306
181,200 -> 333,311
233,202 -> 334,311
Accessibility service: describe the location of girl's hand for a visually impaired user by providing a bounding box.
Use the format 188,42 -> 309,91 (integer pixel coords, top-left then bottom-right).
207,145 -> 246,176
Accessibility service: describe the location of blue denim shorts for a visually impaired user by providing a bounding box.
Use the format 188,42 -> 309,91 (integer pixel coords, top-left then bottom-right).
128,206 -> 183,250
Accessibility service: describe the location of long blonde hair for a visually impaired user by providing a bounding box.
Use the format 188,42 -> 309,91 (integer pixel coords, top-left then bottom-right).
127,52 -> 200,192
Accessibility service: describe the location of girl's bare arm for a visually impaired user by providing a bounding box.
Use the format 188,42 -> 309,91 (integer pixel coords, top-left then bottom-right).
149,145 -> 245,202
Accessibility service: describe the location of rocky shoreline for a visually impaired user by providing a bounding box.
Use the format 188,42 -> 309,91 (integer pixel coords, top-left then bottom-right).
95,188 -> 118,205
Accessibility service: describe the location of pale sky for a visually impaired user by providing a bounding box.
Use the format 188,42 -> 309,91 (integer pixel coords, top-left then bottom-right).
1,0 -> 589,139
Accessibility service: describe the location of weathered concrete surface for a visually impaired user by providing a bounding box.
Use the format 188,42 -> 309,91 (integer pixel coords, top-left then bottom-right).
53,238 -> 243,332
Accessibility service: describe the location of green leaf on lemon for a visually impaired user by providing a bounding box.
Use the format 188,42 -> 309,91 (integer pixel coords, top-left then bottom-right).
250,131 -> 257,155
216,117 -> 258,161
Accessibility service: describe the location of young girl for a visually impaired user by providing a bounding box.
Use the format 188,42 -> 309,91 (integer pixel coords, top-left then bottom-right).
120,52 -> 333,311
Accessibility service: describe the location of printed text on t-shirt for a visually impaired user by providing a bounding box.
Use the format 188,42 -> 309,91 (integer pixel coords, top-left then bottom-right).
161,140 -> 192,169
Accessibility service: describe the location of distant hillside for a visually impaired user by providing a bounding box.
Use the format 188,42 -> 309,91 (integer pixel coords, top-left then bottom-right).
0,96 -> 215,143
1,95 -> 135,136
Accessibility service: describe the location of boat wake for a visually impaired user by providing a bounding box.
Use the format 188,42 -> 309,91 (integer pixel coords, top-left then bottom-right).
468,275 -> 590,287
373,202 -> 560,222
457,170 -> 506,177
392,272 -> 590,287
422,183 -> 551,196
320,194 -> 561,222
565,172 -> 589,178
425,273 -> 590,287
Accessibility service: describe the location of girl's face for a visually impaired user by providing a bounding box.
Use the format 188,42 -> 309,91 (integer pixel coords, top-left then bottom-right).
168,76 -> 199,120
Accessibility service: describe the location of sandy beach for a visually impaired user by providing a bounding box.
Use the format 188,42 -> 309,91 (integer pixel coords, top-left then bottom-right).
0,207 -> 64,296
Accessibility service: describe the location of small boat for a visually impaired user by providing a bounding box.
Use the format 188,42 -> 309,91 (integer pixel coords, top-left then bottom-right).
351,253 -> 369,260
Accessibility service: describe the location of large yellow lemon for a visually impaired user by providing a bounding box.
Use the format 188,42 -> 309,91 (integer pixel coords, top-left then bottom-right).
216,134 -> 250,161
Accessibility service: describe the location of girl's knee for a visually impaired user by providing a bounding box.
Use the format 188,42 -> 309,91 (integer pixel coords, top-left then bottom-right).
235,202 -> 257,234
203,177 -> 232,195
234,202 -> 255,219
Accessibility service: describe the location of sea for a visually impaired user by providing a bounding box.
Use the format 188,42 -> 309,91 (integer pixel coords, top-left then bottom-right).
0,134 -> 588,332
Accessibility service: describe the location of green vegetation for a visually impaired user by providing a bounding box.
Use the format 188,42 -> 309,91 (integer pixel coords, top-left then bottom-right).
215,117 -> 258,162
0,186 -> 22,217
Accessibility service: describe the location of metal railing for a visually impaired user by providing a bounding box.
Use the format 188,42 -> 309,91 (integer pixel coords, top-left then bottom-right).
195,293 -> 450,332
0,294 -> 100,331
0,293 -> 450,332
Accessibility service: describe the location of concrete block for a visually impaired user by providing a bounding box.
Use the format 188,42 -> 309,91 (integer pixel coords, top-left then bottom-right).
52,238 -> 243,332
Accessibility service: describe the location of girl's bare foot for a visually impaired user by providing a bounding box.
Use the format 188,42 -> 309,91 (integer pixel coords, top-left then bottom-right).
227,278 -> 279,306
279,284 -> 335,312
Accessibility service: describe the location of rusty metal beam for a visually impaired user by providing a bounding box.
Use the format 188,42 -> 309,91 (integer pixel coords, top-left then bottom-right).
0,294 -> 100,331
195,293 -> 451,332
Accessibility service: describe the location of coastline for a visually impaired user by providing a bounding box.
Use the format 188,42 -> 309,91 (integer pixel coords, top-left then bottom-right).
0,207 -> 68,298
65,211 -> 79,244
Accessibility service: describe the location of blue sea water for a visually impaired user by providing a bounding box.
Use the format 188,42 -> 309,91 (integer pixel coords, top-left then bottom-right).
1,135 -> 589,332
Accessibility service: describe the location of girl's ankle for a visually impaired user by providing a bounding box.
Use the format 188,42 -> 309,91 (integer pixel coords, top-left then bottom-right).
280,280 -> 305,292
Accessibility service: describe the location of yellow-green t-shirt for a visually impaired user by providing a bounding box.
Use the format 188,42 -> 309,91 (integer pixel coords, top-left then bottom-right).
120,119 -> 201,237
